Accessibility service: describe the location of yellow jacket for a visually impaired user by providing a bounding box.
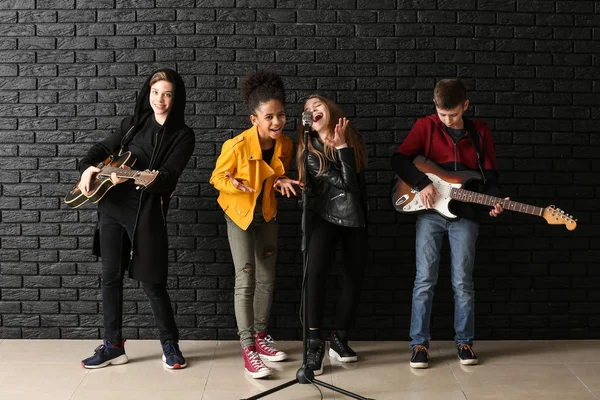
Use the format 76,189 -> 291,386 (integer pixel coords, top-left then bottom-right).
209,126 -> 293,230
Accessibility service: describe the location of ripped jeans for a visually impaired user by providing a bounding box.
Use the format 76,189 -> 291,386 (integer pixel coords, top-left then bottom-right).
225,214 -> 278,348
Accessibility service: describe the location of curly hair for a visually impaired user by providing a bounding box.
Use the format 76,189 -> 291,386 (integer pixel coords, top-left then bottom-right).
240,70 -> 285,113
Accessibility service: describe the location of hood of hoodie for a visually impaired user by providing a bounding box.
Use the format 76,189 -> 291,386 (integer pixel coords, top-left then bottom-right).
133,68 -> 187,132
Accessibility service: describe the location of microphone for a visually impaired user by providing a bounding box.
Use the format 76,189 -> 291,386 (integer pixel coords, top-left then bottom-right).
301,111 -> 313,128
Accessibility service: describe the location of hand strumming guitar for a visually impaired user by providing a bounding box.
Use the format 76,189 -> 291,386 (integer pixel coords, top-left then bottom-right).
420,183 -> 440,209
79,165 -> 130,196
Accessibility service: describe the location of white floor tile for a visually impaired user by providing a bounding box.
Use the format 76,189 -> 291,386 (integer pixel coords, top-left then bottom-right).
0,340 -> 597,400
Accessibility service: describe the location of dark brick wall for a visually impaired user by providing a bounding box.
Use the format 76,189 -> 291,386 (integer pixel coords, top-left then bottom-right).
0,0 -> 598,341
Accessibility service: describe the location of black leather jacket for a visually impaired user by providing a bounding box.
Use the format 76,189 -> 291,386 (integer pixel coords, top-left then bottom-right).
307,136 -> 367,228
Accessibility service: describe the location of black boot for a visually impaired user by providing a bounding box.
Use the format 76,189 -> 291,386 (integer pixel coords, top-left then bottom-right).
306,338 -> 325,376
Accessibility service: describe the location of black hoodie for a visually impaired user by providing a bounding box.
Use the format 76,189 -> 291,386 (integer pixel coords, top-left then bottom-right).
78,69 -> 195,284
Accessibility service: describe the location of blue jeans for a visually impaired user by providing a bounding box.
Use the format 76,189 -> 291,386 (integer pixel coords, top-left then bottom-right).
409,213 -> 479,349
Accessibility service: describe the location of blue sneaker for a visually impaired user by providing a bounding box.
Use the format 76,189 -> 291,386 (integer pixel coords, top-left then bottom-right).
81,339 -> 128,369
162,340 -> 187,369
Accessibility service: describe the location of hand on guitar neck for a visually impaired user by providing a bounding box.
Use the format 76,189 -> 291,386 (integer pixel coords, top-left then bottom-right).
489,197 -> 509,217
79,165 -> 130,196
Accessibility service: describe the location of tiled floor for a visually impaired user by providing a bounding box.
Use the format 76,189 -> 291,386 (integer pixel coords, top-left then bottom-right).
0,339 -> 599,399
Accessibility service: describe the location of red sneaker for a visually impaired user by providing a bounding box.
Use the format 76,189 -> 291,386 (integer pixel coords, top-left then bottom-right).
243,345 -> 272,379
254,332 -> 288,362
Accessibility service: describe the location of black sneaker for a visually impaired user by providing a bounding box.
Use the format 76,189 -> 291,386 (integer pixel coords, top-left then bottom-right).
328,331 -> 357,363
410,345 -> 429,369
162,340 -> 187,369
306,338 -> 325,376
81,339 -> 128,369
457,344 -> 478,365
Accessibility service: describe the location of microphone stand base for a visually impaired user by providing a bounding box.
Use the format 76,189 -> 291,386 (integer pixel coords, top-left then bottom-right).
296,364 -> 314,384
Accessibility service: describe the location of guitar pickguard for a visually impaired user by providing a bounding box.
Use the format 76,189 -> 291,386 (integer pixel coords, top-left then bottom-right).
397,173 -> 463,219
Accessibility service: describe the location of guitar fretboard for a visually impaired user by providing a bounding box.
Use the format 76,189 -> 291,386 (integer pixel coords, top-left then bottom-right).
451,188 -> 543,216
98,166 -> 143,178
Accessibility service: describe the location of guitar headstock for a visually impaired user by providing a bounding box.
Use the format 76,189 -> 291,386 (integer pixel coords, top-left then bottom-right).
542,205 -> 577,231
132,170 -> 158,187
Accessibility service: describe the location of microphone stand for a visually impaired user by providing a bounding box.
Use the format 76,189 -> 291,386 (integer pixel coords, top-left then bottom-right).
242,113 -> 373,400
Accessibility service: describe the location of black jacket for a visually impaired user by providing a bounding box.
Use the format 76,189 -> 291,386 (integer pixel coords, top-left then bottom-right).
307,135 -> 367,228
79,68 -> 195,284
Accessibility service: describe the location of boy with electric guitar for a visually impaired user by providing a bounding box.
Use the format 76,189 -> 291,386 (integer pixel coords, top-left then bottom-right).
391,78 -> 505,369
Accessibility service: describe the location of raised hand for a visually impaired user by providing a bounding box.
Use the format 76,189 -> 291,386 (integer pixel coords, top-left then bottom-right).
225,171 -> 256,193
323,117 -> 348,148
273,178 -> 303,198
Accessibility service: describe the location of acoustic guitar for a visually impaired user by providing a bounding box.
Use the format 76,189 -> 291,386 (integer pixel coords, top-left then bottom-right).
64,151 -> 158,209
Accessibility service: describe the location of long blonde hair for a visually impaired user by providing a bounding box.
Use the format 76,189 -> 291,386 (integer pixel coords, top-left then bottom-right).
296,94 -> 368,183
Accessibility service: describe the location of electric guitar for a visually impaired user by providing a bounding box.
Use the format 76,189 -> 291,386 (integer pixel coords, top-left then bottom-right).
391,156 -> 577,231
64,151 -> 158,209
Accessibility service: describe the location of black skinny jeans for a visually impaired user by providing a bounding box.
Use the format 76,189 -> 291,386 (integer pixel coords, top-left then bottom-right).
306,214 -> 368,330
99,213 -> 178,344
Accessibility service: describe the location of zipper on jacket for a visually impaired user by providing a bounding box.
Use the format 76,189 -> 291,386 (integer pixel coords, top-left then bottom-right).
128,128 -> 163,262
160,196 -> 166,226
453,142 -> 457,171
330,193 -> 346,201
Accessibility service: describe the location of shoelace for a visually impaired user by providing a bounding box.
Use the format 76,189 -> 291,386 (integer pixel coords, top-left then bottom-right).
163,342 -> 180,356
331,334 -> 347,349
307,343 -> 324,364
93,344 -> 106,354
458,344 -> 475,357
332,335 -> 354,355
247,350 -> 266,370
263,334 -> 275,344
411,345 -> 428,361
94,343 -> 120,355
258,335 -> 278,353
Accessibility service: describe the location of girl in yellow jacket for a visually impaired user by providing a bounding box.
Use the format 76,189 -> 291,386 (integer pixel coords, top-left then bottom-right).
209,71 -> 300,379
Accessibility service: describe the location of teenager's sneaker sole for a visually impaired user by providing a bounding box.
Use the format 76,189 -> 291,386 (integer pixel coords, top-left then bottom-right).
81,354 -> 129,369
328,348 -> 357,363
311,365 -> 324,376
246,368 -> 272,379
162,354 -> 187,369
409,361 -> 429,369
258,353 -> 288,362
458,357 -> 479,366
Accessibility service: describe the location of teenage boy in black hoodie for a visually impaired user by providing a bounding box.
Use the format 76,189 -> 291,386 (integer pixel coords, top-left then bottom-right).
78,69 -> 195,369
